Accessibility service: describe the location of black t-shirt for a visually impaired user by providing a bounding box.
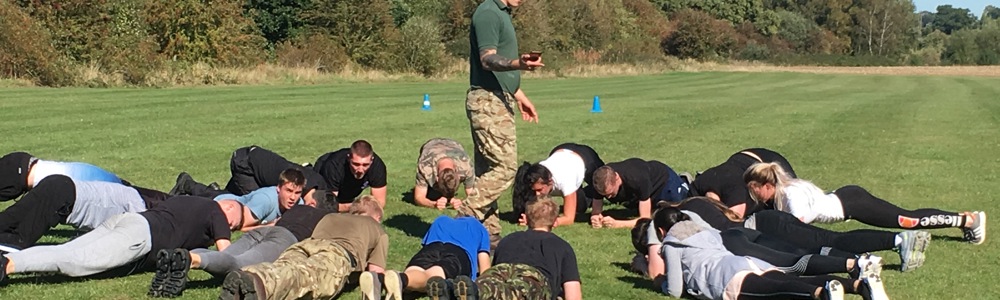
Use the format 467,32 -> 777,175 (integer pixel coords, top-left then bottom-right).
605,158 -> 670,204
690,149 -> 794,216
493,230 -> 580,300
312,148 -> 387,203
141,196 -> 231,261
276,205 -> 335,241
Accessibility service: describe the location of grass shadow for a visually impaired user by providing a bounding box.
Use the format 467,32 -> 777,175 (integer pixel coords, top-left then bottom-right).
932,235 -> 967,243
186,276 -> 226,290
616,275 -> 650,290
384,214 -> 431,238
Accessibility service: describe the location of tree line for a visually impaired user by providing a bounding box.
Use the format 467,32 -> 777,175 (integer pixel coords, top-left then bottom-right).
1,0 -> 998,87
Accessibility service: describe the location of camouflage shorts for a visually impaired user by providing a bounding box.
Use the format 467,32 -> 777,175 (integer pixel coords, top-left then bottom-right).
476,263 -> 552,300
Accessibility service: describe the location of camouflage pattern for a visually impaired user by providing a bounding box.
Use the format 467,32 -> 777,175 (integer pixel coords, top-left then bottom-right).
415,138 -> 476,190
476,263 -> 552,300
465,88 -> 517,248
241,238 -> 354,300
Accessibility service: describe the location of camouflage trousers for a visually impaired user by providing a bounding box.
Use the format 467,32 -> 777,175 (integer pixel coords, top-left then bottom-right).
241,238 -> 354,300
476,263 -> 552,300
465,88 -> 517,248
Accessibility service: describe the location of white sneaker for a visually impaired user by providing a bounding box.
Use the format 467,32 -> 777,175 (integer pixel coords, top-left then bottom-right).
963,211 -> 986,245
856,253 -> 883,278
863,274 -> 890,300
824,280 -> 845,300
897,231 -> 931,272
359,271 -> 381,300
383,270 -> 403,300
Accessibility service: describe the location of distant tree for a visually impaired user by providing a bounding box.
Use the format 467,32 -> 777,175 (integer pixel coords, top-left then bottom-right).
651,0 -> 765,25
932,5 -> 977,34
245,0 -> 309,45
850,0 -> 919,57
983,5 -> 1000,22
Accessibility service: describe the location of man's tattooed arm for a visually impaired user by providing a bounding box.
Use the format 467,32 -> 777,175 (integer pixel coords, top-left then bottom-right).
480,49 -> 521,71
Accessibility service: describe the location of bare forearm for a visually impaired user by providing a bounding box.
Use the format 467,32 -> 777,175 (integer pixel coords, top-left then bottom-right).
481,53 -> 520,71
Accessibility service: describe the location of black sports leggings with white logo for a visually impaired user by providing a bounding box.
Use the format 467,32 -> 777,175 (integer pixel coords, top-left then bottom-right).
835,185 -> 964,229
721,228 -> 848,275
738,270 -> 858,300
753,210 -> 896,255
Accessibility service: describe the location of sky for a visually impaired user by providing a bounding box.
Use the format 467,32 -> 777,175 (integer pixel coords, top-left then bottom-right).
912,0 -> 997,17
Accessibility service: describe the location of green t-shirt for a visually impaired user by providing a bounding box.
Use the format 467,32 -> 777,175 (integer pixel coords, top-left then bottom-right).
469,0 -> 520,94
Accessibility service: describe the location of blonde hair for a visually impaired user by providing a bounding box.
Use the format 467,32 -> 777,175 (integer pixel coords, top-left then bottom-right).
525,199 -> 558,229
348,195 -> 383,221
743,162 -> 793,209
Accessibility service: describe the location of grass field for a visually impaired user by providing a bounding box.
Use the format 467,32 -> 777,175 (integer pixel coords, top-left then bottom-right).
0,71 -> 998,299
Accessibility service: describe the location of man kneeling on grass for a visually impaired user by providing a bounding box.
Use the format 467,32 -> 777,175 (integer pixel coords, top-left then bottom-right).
218,195 -> 388,300
425,199 -> 582,300
0,196 -> 244,286
359,212 -> 491,300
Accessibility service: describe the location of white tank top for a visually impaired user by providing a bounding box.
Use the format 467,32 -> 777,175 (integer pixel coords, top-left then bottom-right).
538,149 -> 586,197
778,179 -> 845,224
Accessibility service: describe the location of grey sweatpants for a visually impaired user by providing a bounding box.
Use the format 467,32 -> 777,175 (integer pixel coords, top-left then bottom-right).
8,213 -> 151,277
193,226 -> 297,276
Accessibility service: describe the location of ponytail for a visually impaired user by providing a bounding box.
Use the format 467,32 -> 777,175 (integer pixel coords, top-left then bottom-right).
652,207 -> 690,240
743,162 -> 792,205
671,196 -> 742,222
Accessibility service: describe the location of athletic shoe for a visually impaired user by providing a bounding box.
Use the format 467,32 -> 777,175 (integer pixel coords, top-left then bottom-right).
852,253 -> 883,279
359,271 -> 381,300
962,211 -> 986,245
0,254 -> 9,286
148,249 -> 173,297
453,275 -> 478,300
207,182 -> 221,191
383,270 -> 404,300
679,172 -> 695,185
219,270 -> 265,300
168,172 -> 194,196
161,249 -> 192,298
862,274 -> 890,300
822,280 -> 845,300
0,243 -> 20,255
897,230 -> 931,272
630,253 -> 649,277
426,276 -> 452,300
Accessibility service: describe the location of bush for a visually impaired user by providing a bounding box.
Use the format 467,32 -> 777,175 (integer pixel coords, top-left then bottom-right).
663,9 -> 740,60
275,34 -> 351,72
302,0 -> 401,69
100,0 -> 161,85
395,16 -> 449,76
943,29 -> 980,65
145,0 -> 266,66
0,1 -> 75,86
245,0 -> 309,45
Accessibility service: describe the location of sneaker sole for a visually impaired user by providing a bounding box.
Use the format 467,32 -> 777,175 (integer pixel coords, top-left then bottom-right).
149,249 -> 172,297
359,272 -> 380,300
454,276 -> 475,300
973,211 -> 986,245
427,279 -> 448,300
219,271 -> 261,300
826,280 -> 845,300
864,275 -> 890,300
901,232 -> 931,272
161,249 -> 191,298
383,270 -> 403,300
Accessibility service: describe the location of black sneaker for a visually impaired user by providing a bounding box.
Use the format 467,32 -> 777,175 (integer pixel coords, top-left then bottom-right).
426,276 -> 452,300
207,182 -> 221,191
453,275 -> 478,300
149,249 -> 173,297
161,249 -> 191,297
168,172 -> 194,196
220,270 -> 265,300
1,254 -> 9,286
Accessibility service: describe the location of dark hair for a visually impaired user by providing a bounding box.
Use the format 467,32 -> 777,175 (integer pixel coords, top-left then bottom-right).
279,168 -> 306,187
652,207 -> 690,240
631,218 -> 653,255
350,140 -> 374,157
512,162 -> 552,216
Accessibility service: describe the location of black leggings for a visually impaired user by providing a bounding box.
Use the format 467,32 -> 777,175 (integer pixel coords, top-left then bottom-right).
721,228 -> 848,276
738,270 -> 856,300
836,185 -> 964,229
0,175 -> 75,249
754,210 -> 896,255
224,146 -> 327,196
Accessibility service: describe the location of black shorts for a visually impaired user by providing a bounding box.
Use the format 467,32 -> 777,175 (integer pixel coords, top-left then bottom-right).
406,242 -> 472,279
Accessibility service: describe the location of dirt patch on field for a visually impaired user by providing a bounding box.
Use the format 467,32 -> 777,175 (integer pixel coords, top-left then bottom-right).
718,65 -> 1000,77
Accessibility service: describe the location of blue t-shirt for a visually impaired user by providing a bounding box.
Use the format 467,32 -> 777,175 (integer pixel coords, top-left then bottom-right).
214,186 -> 302,225
422,215 -> 491,279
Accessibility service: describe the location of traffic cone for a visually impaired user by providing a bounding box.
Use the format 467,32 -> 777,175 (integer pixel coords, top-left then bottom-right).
591,95 -> 603,113
422,94 -> 431,111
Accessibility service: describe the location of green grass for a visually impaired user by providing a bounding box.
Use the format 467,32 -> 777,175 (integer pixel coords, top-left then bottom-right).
0,71 -> 998,299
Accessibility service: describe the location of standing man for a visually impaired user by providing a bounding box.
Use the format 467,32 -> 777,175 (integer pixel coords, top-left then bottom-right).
413,138 -> 477,210
467,0 -> 544,248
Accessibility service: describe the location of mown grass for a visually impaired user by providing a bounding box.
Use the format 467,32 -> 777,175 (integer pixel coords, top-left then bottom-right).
0,71 -> 997,299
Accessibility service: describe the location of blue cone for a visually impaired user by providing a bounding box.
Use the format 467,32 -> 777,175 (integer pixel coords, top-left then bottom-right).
422,94 -> 431,111
591,96 -> 602,113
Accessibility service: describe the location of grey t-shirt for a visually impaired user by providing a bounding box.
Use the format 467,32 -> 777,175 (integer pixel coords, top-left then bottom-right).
67,180 -> 147,231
